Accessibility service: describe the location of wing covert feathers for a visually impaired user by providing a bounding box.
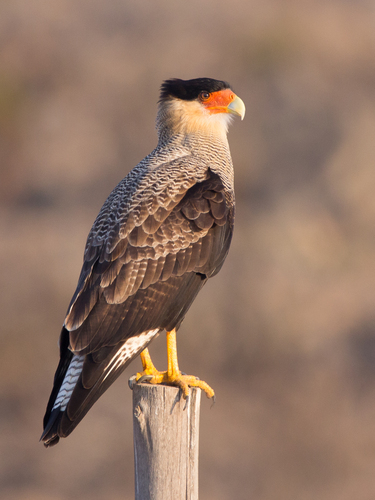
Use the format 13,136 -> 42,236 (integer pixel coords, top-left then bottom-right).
64,170 -> 233,335
43,156 -> 235,446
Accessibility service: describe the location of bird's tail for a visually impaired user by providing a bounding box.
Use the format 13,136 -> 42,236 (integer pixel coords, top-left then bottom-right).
41,327 -> 159,447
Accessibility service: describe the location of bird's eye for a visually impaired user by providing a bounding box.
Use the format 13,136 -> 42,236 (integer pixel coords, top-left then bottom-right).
200,91 -> 210,101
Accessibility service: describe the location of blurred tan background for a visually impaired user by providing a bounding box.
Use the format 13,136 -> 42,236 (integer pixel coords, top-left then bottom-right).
2,0 -> 375,499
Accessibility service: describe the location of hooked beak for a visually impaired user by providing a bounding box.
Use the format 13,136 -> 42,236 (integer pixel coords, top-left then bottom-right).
203,89 -> 246,120
227,95 -> 246,120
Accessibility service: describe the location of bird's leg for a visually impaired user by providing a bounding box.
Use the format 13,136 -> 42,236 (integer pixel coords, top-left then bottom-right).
136,348 -> 166,384
165,328 -> 215,400
139,348 -> 158,374
136,329 -> 215,401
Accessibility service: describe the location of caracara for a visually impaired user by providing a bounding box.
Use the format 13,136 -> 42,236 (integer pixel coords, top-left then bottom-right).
41,78 -> 245,447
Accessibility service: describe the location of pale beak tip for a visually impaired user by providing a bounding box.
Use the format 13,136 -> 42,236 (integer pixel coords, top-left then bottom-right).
228,95 -> 246,121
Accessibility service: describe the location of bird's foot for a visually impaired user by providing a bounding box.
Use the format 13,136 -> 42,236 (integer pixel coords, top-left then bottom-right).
134,344 -> 215,402
167,372 -> 215,401
134,347 -> 167,386
136,368 -> 215,401
135,367 -> 167,385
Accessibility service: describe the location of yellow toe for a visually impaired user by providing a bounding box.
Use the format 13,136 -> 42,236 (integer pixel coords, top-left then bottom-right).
136,333 -> 215,400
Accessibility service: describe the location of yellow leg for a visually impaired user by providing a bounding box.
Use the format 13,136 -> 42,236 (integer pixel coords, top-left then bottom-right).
136,329 -> 215,400
136,347 -> 167,386
139,347 -> 158,373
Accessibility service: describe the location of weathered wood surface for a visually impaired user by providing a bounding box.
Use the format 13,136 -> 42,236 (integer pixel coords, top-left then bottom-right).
132,383 -> 201,500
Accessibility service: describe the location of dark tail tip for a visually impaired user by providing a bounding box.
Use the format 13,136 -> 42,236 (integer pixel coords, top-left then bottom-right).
40,408 -> 62,447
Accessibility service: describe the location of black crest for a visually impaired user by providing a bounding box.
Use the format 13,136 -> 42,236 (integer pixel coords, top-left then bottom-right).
160,78 -> 230,102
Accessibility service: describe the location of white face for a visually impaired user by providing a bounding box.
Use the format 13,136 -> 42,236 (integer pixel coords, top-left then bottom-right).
157,97 -> 234,140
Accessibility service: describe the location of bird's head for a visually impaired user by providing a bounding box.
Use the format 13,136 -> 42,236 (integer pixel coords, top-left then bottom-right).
156,78 -> 245,141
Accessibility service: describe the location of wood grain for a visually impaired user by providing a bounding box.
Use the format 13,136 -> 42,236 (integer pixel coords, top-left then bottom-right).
132,383 -> 201,500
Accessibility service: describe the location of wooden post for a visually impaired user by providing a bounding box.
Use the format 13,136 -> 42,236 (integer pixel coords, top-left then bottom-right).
131,383 -> 201,500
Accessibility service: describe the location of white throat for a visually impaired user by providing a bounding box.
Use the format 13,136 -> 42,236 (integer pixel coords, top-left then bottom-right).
156,99 -> 232,143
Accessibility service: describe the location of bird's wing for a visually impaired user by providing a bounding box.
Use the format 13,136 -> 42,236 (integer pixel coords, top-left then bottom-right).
41,166 -> 233,445
65,166 -> 233,353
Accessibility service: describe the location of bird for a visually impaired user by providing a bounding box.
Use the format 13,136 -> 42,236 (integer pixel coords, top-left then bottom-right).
41,77 -> 245,447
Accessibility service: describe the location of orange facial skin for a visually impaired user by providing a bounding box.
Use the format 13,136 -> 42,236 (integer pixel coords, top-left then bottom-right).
201,88 -> 236,114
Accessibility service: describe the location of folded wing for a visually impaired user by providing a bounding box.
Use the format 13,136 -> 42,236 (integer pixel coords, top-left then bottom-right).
41,168 -> 234,446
